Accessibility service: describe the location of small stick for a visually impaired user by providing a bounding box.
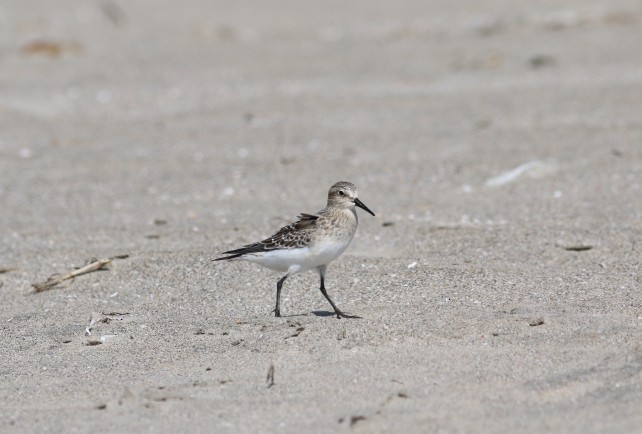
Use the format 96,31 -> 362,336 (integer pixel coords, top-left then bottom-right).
32,258 -> 111,292
266,364 -> 275,388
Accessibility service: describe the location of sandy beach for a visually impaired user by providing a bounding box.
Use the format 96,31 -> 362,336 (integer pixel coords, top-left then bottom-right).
1,0 -> 642,432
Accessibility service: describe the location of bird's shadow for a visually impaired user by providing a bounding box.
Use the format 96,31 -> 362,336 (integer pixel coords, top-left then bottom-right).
311,310 -> 336,317
276,312 -> 311,318
276,311 -> 333,318
276,311 -> 361,318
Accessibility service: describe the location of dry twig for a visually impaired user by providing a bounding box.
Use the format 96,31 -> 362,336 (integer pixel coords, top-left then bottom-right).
266,364 -> 275,388
32,258 -> 111,292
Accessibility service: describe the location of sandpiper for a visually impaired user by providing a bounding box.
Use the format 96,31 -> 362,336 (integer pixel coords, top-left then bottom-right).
214,181 -> 375,318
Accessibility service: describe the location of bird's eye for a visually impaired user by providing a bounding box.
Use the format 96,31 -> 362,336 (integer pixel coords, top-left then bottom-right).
338,190 -> 345,196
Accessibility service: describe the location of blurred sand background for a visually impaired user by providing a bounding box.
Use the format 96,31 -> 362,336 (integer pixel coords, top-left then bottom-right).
1,0 -> 642,432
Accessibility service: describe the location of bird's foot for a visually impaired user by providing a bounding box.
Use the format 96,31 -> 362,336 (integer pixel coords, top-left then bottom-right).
335,310 -> 361,319
272,308 -> 282,318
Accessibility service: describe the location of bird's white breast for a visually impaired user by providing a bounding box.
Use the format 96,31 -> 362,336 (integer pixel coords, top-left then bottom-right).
310,236 -> 353,265
239,208 -> 358,275
241,235 -> 354,275
243,247 -> 314,273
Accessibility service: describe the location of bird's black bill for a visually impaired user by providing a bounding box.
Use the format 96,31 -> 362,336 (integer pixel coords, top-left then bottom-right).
354,198 -> 375,216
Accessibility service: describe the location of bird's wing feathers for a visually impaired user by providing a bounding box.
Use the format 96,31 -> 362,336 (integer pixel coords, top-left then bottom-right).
214,213 -> 320,260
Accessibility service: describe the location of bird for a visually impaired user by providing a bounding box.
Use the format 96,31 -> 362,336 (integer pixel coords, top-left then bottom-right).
214,181 -> 375,318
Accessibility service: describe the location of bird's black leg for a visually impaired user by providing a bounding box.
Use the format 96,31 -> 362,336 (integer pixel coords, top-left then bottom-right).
273,274 -> 288,317
318,266 -> 360,319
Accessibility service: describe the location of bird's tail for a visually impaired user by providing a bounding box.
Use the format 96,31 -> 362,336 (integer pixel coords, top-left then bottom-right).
213,243 -> 267,262
212,253 -> 245,261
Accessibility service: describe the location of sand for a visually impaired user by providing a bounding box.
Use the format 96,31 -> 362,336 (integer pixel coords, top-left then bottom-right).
1,0 -> 642,432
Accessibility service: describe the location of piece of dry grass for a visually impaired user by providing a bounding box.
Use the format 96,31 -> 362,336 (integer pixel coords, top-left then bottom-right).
32,258 -> 111,292
266,364 -> 275,388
